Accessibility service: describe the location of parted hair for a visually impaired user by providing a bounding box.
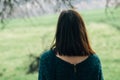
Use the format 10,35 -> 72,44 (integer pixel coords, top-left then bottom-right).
51,9 -> 95,56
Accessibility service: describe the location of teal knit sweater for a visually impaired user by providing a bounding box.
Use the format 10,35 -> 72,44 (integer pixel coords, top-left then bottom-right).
38,50 -> 104,80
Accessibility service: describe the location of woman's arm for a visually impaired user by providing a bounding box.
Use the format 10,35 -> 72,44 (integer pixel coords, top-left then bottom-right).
98,58 -> 104,80
98,65 -> 104,80
38,56 -> 46,80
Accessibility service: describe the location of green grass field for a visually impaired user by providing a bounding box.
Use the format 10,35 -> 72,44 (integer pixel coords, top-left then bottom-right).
0,9 -> 120,80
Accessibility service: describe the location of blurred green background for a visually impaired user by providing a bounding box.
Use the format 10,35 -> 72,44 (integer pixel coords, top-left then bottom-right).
0,0 -> 120,80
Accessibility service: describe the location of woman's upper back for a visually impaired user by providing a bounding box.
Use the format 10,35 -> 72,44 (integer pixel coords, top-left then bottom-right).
56,53 -> 89,65
39,50 -> 104,80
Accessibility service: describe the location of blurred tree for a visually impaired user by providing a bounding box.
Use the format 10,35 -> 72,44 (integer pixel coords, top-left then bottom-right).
0,0 -> 76,29
0,0 -> 74,23
0,0 -> 120,73
105,0 -> 120,16
0,0 -> 120,25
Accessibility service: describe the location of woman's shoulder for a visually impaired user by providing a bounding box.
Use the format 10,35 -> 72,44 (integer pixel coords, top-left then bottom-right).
90,54 -> 101,62
88,54 -> 102,67
40,50 -> 54,61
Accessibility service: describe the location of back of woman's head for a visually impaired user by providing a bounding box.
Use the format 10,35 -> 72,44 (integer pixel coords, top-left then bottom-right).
51,9 -> 95,56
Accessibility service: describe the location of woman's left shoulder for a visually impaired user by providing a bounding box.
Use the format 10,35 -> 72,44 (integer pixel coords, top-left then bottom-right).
40,50 -> 54,61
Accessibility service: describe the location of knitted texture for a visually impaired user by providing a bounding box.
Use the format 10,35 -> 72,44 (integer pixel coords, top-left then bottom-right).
38,50 -> 104,80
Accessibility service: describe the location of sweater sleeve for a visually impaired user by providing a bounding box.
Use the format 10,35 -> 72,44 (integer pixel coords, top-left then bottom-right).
38,55 -> 46,80
98,63 -> 104,80
94,54 -> 104,80
97,57 -> 104,80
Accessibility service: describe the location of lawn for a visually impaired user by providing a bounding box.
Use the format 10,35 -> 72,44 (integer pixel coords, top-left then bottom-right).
0,8 -> 120,80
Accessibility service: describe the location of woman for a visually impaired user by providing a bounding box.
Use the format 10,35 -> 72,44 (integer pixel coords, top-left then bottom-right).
38,10 -> 104,80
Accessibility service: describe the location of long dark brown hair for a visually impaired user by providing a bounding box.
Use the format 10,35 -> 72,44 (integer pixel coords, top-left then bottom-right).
51,9 -> 95,56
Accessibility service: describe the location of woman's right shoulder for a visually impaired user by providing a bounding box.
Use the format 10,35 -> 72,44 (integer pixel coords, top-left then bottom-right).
89,54 -> 102,68
91,54 -> 101,63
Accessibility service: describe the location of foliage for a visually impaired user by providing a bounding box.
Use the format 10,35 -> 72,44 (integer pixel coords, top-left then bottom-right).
0,0 -> 120,24
0,9 -> 120,80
